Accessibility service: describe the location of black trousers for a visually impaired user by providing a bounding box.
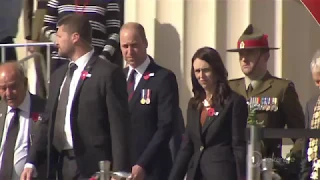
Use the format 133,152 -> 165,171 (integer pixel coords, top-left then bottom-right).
57,150 -> 89,180
0,36 -> 17,62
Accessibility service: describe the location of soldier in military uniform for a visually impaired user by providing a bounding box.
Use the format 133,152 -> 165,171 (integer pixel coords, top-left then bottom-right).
227,24 -> 305,178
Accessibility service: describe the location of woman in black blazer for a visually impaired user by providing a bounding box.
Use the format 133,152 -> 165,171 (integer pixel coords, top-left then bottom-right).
169,47 -> 248,180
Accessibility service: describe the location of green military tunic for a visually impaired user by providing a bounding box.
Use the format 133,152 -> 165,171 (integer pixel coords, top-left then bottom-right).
229,71 -> 305,158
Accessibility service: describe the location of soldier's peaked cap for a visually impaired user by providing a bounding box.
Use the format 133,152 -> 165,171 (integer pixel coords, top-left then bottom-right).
227,24 -> 279,52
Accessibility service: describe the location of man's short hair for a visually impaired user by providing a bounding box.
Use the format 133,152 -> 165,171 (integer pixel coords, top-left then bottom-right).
57,13 -> 92,44
311,49 -> 320,73
0,62 -> 27,82
121,22 -> 147,43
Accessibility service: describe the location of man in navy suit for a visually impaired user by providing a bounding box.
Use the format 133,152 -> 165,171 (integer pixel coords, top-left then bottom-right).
120,22 -> 180,180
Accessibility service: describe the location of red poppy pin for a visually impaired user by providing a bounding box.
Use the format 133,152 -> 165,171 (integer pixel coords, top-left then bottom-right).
207,108 -> 215,117
89,173 -> 99,180
81,70 -> 92,80
30,112 -> 42,122
143,72 -> 155,80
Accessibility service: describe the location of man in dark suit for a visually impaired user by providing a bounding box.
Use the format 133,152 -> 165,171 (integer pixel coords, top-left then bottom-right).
120,22 -> 180,180
301,50 -> 320,180
0,62 -> 46,180
21,14 -> 130,180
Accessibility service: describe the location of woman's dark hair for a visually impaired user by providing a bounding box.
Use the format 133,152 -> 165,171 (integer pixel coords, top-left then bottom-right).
190,47 -> 231,110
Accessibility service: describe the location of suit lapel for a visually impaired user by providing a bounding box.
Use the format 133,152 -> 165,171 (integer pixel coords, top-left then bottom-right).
201,95 -> 233,137
28,94 -> 34,140
73,55 -> 98,100
128,61 -> 156,111
28,94 -> 43,135
123,67 -> 129,77
190,108 -> 201,139
29,94 -> 37,147
0,101 -> 8,144
52,65 -> 69,111
29,94 -> 43,113
250,72 -> 273,97
201,105 -> 223,134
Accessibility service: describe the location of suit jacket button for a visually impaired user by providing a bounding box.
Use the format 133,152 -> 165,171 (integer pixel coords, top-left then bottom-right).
200,146 -> 204,151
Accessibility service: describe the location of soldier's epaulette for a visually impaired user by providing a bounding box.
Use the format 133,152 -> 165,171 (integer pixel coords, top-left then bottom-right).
228,77 -> 244,82
272,76 -> 295,88
270,76 -> 291,83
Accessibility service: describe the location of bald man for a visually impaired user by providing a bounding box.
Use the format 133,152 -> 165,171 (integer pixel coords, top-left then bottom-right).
0,62 -> 46,180
121,22 -> 180,180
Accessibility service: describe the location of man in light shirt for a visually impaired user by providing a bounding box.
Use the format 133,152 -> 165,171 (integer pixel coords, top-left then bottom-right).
0,62 -> 46,180
21,13 -> 130,180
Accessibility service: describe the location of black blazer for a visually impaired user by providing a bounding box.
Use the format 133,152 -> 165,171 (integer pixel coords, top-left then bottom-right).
28,94 -> 47,179
169,108 -> 185,162
26,55 -> 131,178
300,95 -> 318,180
169,91 -> 248,180
124,58 -> 180,180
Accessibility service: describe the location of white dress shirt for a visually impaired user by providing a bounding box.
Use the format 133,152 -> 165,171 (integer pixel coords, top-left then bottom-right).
60,50 -> 94,149
0,93 -> 31,180
24,50 -> 94,173
127,57 -> 150,89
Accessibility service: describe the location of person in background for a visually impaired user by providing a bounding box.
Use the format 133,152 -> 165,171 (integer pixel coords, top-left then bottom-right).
300,50 -> 320,180
228,24 -> 305,179
24,0 -> 49,53
0,62 -> 46,180
20,14 -> 130,180
42,0 -> 122,72
23,0 -> 49,98
169,47 -> 247,180
121,22 -> 180,180
0,0 -> 22,62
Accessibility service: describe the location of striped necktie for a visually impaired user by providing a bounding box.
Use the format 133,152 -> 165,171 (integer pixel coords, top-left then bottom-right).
0,108 -> 20,179
127,70 -> 137,101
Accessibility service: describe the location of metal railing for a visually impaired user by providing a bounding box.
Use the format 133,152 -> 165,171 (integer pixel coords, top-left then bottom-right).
19,52 -> 49,93
247,127 -> 320,180
0,42 -> 55,86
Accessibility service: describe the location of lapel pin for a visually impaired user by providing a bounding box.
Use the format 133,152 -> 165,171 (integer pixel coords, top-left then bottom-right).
143,72 -> 154,80
81,70 -> 91,80
207,108 -> 215,117
0,113 -> 3,117
30,112 -> 41,122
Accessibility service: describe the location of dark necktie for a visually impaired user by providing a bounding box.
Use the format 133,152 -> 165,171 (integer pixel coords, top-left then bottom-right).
247,83 -> 253,97
0,108 -> 20,179
53,63 -> 78,152
127,70 -> 137,101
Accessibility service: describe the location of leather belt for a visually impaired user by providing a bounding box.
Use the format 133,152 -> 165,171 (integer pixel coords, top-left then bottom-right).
61,149 -> 75,158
